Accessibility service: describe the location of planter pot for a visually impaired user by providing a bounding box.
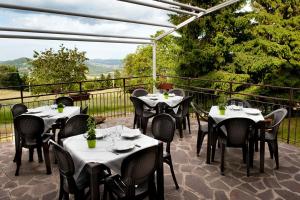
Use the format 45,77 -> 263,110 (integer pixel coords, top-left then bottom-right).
219,109 -> 225,115
57,107 -> 64,113
87,139 -> 96,148
163,94 -> 169,99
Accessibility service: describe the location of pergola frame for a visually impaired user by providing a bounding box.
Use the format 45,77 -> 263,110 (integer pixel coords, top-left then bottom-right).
0,0 -> 240,90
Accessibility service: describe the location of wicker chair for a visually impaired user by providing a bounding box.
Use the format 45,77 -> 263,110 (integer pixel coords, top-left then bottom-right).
213,118 -> 256,176
55,96 -> 74,106
191,102 -> 209,156
50,140 -> 111,200
14,115 -> 52,176
132,89 -> 149,128
104,145 -> 160,200
151,113 -> 179,189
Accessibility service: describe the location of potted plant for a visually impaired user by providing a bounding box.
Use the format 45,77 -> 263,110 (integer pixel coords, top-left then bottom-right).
57,103 -> 64,113
86,117 -> 96,148
163,91 -> 169,99
218,103 -> 226,115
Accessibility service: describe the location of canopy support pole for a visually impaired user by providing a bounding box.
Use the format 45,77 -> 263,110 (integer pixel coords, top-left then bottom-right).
152,41 -> 157,92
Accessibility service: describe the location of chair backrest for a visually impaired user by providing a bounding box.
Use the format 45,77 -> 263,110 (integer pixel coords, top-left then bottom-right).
227,98 -> 251,108
168,88 -> 185,97
190,102 -> 208,122
132,88 -> 148,97
11,104 -> 28,118
180,96 -> 193,116
265,108 -> 287,137
59,114 -> 89,139
130,96 -> 153,116
121,145 -> 159,186
151,114 -> 175,153
50,140 -> 78,194
14,115 -> 45,146
215,118 -> 255,147
80,106 -> 88,114
55,96 -> 74,106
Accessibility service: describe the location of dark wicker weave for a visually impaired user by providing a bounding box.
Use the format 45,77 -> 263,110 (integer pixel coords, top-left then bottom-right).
14,115 -> 52,176
213,118 -> 256,176
130,96 -> 156,134
152,113 -> 179,189
55,96 -> 74,106
104,145 -> 159,200
50,140 -> 111,200
191,102 -> 209,156
227,98 -> 251,108
57,114 -> 89,145
258,108 -> 287,169
168,88 -> 185,97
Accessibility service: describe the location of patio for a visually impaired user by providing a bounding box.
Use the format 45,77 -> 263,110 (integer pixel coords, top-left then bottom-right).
1,115 -> 300,200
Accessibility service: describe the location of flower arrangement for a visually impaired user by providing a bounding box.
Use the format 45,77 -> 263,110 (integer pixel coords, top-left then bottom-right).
86,116 -> 96,148
57,103 -> 64,113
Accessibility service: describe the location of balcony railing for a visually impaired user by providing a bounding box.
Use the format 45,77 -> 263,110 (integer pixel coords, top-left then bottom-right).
1,75 -> 300,145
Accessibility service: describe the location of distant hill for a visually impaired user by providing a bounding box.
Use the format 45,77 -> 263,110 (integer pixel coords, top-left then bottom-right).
0,57 -> 123,75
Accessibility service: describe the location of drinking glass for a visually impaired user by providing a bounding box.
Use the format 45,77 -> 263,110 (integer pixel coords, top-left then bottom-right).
238,102 -> 243,108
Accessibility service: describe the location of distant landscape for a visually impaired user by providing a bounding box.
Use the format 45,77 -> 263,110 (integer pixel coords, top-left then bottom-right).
0,57 -> 123,76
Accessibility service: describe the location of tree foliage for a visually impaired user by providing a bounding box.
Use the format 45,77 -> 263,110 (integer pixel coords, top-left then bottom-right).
29,45 -> 88,94
0,65 -> 23,87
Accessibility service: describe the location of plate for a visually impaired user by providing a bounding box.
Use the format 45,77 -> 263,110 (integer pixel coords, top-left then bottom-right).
168,93 -> 175,97
150,97 -> 158,100
121,129 -> 141,139
112,141 -> 135,152
244,108 -> 261,115
26,111 -> 42,114
228,105 -> 242,111
147,94 -> 157,97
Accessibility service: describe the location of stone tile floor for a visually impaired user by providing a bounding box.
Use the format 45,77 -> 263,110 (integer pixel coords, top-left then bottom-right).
1,115 -> 300,200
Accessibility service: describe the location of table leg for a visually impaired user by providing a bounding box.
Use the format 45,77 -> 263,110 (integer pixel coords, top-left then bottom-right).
87,163 -> 101,200
260,126 -> 265,173
206,117 -> 213,164
157,142 -> 164,200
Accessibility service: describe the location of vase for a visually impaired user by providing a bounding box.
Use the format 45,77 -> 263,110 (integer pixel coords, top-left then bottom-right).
163,94 -> 169,99
87,139 -> 96,148
57,107 -> 64,113
219,109 -> 225,115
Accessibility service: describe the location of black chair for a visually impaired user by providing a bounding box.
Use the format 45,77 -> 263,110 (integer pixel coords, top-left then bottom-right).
57,114 -> 89,145
257,108 -> 287,169
227,98 -> 251,108
104,145 -> 160,200
50,140 -> 111,200
168,88 -> 185,97
168,96 -> 193,138
14,115 -> 52,176
55,96 -> 74,106
132,89 -> 148,128
130,96 -> 156,134
11,103 -> 28,162
151,113 -> 179,189
191,102 -> 209,156
80,106 -> 88,114
213,118 -> 256,176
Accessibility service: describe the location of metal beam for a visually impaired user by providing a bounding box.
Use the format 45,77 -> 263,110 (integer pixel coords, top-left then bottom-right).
153,0 -> 206,12
118,0 -> 198,16
0,3 -> 175,28
155,0 -> 240,41
0,34 -> 152,44
152,42 -> 157,92
0,27 -> 152,40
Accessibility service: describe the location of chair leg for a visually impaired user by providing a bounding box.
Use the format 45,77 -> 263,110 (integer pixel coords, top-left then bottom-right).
165,157 -> 179,189
42,143 -> 52,175
246,144 -> 250,177
255,140 -> 259,152
178,119 -> 183,138
37,147 -> 43,163
58,177 -> 64,200
187,114 -> 191,134
142,118 -> 149,134
273,141 -> 279,169
249,139 -> 254,168
242,145 -> 246,164
220,143 -> 225,176
267,142 -> 274,159
29,148 -> 34,162
133,113 -> 137,129
15,146 -> 22,176
196,130 -> 206,156
211,135 -> 218,162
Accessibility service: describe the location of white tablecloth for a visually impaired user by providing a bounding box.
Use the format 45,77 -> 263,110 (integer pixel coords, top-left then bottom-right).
63,126 -> 158,184
139,93 -> 183,113
209,106 -> 264,123
25,106 -> 80,132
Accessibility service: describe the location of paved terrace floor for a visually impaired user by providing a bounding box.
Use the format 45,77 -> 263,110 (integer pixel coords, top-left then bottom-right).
1,116 -> 300,200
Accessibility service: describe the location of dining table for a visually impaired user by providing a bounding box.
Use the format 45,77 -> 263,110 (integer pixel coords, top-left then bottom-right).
138,93 -> 183,113
62,125 -> 164,200
206,106 -> 266,172
24,105 -> 81,132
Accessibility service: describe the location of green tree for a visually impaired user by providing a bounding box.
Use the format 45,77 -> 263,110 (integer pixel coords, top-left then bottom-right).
0,65 -> 23,87
106,73 -> 113,88
114,70 -> 122,87
29,45 -> 88,94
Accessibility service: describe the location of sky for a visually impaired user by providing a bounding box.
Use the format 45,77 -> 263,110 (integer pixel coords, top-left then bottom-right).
0,0 -> 172,60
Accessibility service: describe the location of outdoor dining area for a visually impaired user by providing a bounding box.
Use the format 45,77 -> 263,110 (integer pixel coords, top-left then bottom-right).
0,88 -> 300,200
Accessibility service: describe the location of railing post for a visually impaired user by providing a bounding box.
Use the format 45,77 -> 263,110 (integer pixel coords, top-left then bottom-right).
20,85 -> 24,103
287,88 -> 293,144
229,82 -> 233,99
79,82 -> 83,108
123,78 -> 126,116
